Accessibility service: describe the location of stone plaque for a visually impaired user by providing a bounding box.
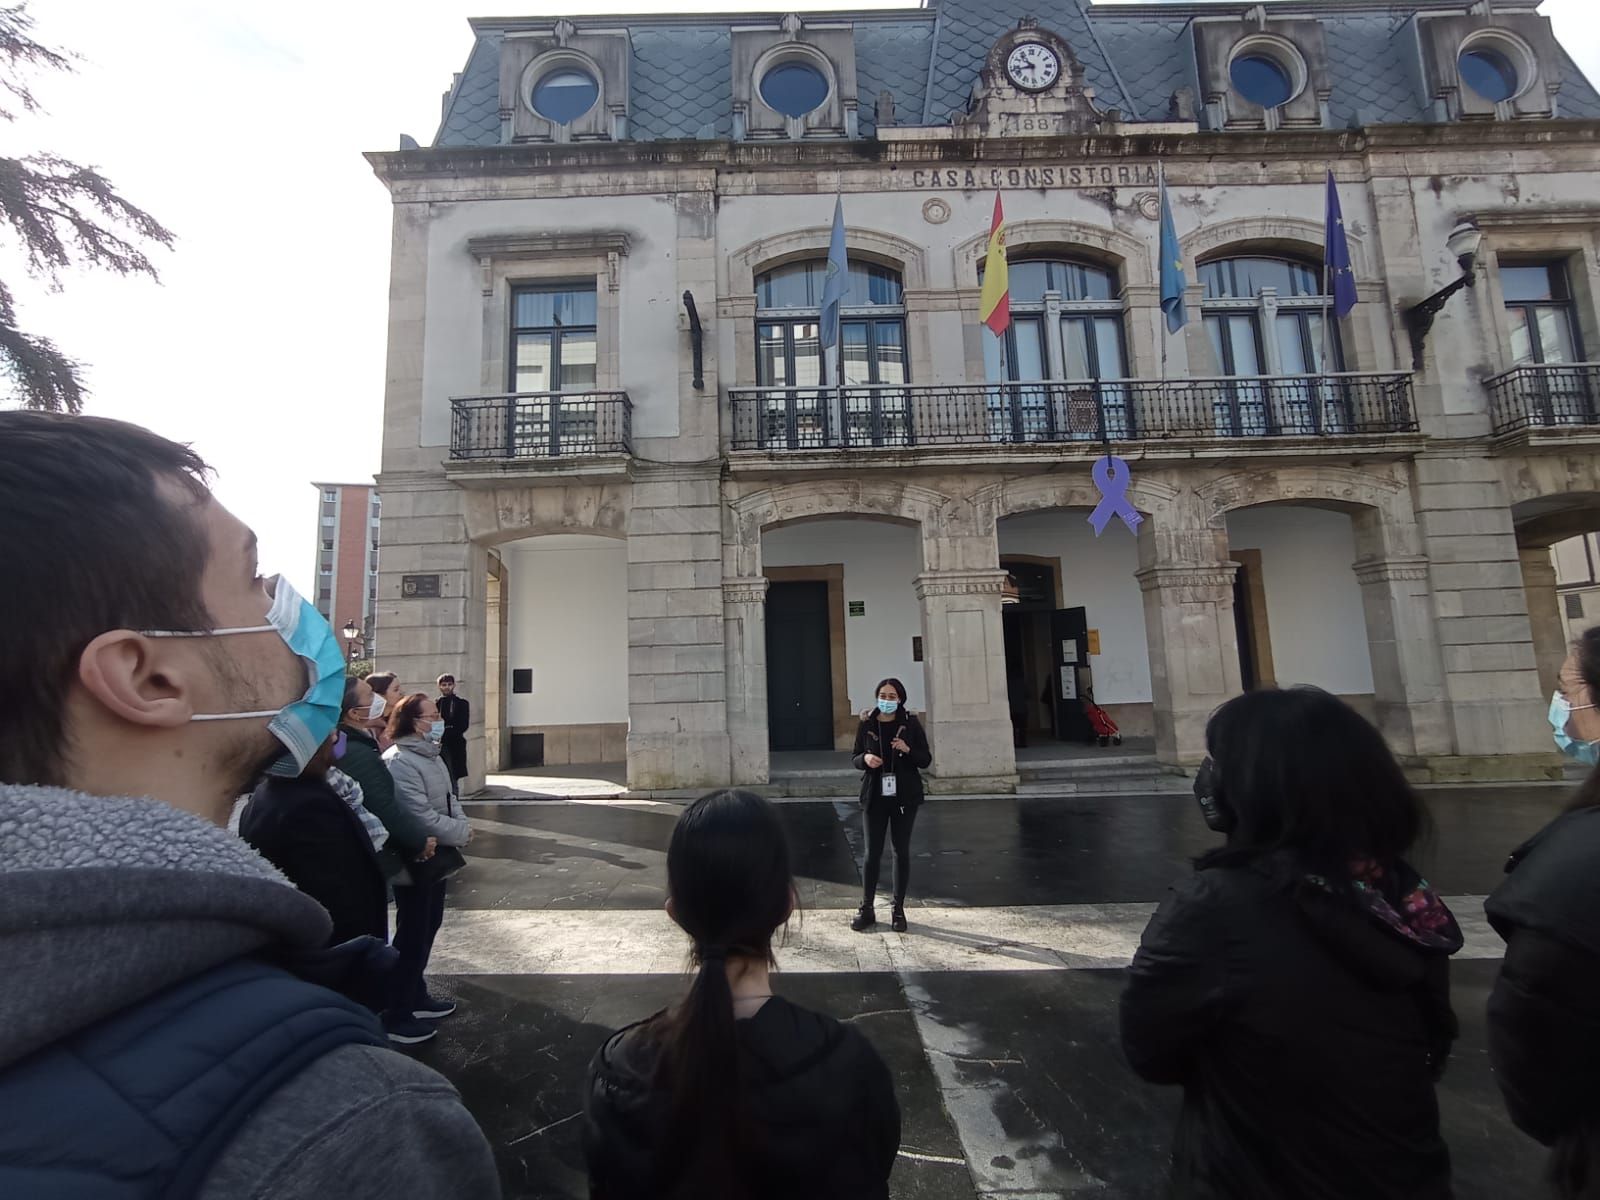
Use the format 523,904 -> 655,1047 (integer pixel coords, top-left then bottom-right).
401,573 -> 441,599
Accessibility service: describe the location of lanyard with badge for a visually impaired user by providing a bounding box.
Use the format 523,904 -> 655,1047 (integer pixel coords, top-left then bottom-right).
880,725 -> 904,798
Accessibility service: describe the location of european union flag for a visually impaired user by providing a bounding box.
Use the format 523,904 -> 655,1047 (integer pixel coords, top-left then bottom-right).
1324,171 -> 1358,319
818,195 -> 848,350
1158,176 -> 1187,333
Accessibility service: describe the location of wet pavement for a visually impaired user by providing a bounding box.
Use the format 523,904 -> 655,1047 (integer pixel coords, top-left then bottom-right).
407,785 -> 1570,1199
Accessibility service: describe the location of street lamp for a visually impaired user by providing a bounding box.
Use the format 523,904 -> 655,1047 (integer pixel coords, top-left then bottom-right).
1403,221 -> 1484,371
341,618 -> 362,662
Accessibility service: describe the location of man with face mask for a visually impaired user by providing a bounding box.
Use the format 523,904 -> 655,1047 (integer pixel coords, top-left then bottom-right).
0,413 -> 499,1199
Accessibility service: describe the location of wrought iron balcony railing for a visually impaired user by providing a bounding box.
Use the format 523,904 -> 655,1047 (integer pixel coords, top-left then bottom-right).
449,391 -> 632,461
729,373 -> 1416,451
1486,362 -> 1600,435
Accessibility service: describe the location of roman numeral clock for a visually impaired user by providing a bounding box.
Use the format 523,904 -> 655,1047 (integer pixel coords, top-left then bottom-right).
959,19 -> 1109,138
1006,42 -> 1061,92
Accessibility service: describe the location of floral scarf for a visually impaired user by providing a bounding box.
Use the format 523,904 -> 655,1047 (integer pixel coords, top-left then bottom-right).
1306,858 -> 1462,952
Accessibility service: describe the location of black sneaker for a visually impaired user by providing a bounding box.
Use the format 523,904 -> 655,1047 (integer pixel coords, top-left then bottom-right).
850,906 -> 877,932
414,994 -> 457,1020
383,1014 -> 438,1045
891,906 -> 908,933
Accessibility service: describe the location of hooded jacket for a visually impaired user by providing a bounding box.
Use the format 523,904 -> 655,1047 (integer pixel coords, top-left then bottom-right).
1485,804 -> 1600,1197
581,996 -> 901,1199
1120,851 -> 1462,1200
385,737 -> 472,847
0,783 -> 499,1200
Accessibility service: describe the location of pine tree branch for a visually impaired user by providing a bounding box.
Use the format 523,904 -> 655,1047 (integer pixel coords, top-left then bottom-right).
0,277 -> 82,411
0,154 -> 175,284
0,5 -> 71,123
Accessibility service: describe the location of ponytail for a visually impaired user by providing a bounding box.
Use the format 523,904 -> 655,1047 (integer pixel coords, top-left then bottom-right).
654,945 -> 748,1197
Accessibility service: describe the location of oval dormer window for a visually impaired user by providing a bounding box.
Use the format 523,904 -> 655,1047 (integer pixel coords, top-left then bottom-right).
532,68 -> 599,125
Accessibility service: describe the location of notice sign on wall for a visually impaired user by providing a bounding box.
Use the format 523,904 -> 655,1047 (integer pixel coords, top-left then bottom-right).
401,574 -> 441,599
848,600 -> 866,617
1087,630 -> 1101,656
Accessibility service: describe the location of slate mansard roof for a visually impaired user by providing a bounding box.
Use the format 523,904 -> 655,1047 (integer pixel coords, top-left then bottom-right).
435,0 -> 1600,147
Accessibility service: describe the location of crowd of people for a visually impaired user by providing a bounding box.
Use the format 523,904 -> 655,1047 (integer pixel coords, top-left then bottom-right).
4,407 -> 1600,1199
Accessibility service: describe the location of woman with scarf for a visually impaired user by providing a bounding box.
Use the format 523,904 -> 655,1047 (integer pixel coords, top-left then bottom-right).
1120,686 -> 1461,1200
1487,625 -> 1600,1199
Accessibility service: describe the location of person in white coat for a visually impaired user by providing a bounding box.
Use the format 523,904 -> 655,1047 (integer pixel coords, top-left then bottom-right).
382,693 -> 473,1042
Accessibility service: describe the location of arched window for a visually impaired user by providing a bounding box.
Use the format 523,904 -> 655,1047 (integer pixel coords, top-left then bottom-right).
1198,255 -> 1344,436
754,260 -> 908,446
979,257 -> 1131,441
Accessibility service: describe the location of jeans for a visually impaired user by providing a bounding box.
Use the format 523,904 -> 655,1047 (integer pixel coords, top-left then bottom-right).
388,879 -> 447,1016
862,800 -> 917,908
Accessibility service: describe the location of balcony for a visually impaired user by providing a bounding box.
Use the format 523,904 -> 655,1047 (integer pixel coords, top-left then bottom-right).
447,391 -> 632,480
729,373 -> 1417,456
1487,362 -> 1600,437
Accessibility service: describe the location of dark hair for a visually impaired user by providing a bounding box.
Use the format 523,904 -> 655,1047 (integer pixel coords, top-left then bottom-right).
652,789 -> 795,1196
1567,627 -> 1600,813
0,412 -> 212,786
437,674 -> 455,686
1201,687 -> 1427,879
364,671 -> 396,697
387,692 -> 433,741
340,675 -> 366,725
868,677 -> 909,721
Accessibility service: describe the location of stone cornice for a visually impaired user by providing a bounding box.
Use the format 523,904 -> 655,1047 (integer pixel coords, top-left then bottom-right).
1351,557 -> 1431,585
467,232 -> 630,259
365,121 -> 1600,187
914,569 -> 1008,599
1135,563 -> 1239,593
1469,207 -> 1600,231
722,576 -> 770,605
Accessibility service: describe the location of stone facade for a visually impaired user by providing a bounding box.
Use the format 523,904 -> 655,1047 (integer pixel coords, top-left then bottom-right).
369,0 -> 1600,791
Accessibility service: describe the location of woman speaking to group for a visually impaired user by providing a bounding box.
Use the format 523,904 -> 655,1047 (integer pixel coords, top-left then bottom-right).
849,678 -> 932,935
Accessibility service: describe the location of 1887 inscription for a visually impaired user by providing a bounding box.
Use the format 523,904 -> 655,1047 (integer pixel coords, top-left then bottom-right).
902,163 -> 1158,190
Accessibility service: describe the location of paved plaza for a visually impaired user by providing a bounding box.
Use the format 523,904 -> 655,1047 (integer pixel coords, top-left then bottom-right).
406,784 -> 1568,1199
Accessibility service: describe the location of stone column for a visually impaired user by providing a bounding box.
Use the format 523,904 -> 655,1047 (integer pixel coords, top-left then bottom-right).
723,576 -> 771,785
1520,546 -> 1566,700
1412,452 -> 1548,755
626,463 -> 732,791
1351,555 -> 1452,758
1136,562 -> 1243,766
913,568 -> 1017,786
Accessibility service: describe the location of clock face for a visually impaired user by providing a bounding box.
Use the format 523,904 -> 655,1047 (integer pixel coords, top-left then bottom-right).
1006,43 -> 1061,92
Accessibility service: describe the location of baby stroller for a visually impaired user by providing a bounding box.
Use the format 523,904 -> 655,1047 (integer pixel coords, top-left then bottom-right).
1082,687 -> 1122,747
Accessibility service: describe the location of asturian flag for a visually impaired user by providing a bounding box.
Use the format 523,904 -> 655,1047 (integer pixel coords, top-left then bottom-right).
978,191 -> 1010,337
1324,170 -> 1359,319
818,195 -> 848,349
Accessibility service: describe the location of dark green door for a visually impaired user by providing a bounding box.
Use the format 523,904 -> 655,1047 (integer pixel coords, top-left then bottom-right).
766,581 -> 833,751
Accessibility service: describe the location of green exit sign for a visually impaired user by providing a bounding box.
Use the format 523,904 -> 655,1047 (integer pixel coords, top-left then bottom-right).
848,600 -> 866,617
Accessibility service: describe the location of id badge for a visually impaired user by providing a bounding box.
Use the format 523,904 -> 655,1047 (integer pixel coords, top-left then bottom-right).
881,774 -> 898,798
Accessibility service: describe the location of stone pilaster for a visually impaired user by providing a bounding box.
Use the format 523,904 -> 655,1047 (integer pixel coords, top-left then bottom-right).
1136,561 -> 1242,765
1351,555 -> 1451,757
1412,452 -> 1548,754
1519,546 -> 1566,700
913,568 -> 1017,785
722,576 -> 771,785
626,464 -> 731,790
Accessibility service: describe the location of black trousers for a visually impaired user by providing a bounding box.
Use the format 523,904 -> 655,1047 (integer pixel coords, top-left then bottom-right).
388,879 -> 447,1015
862,800 -> 918,908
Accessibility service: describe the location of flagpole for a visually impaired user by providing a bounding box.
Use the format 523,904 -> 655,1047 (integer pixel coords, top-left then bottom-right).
1321,171 -> 1335,434
835,177 -> 845,444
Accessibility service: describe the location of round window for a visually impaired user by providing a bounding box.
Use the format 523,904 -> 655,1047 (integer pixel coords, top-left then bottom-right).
1458,46 -> 1520,103
532,69 -> 599,125
759,61 -> 829,118
1230,54 -> 1294,109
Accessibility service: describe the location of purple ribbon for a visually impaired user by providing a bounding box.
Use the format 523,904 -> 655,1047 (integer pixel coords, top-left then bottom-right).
1088,455 -> 1143,536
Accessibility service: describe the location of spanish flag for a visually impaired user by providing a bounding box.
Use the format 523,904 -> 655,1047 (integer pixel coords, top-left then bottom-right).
978,191 -> 1010,336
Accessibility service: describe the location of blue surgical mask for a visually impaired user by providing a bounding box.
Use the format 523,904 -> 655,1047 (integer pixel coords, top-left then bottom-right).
1550,692 -> 1600,765
876,697 -> 899,715
423,722 -> 445,745
143,577 -> 346,778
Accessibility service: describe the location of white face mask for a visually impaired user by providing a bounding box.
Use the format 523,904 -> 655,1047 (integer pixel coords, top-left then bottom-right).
367,693 -> 387,721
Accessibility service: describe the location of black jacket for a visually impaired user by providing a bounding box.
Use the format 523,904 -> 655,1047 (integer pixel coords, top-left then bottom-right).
1486,805 -> 1600,1196
438,694 -> 470,781
1120,852 -> 1460,1200
240,774 -> 390,946
581,996 -> 901,1200
336,724 -> 432,878
851,712 -> 932,809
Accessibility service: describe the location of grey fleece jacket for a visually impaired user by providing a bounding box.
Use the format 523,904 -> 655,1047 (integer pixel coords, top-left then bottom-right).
0,783 -> 501,1200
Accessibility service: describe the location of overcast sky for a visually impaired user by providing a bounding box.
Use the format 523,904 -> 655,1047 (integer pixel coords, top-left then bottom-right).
11,0 -> 1599,599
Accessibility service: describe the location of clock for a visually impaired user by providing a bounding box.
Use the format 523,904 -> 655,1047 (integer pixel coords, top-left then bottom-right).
1006,42 -> 1061,92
